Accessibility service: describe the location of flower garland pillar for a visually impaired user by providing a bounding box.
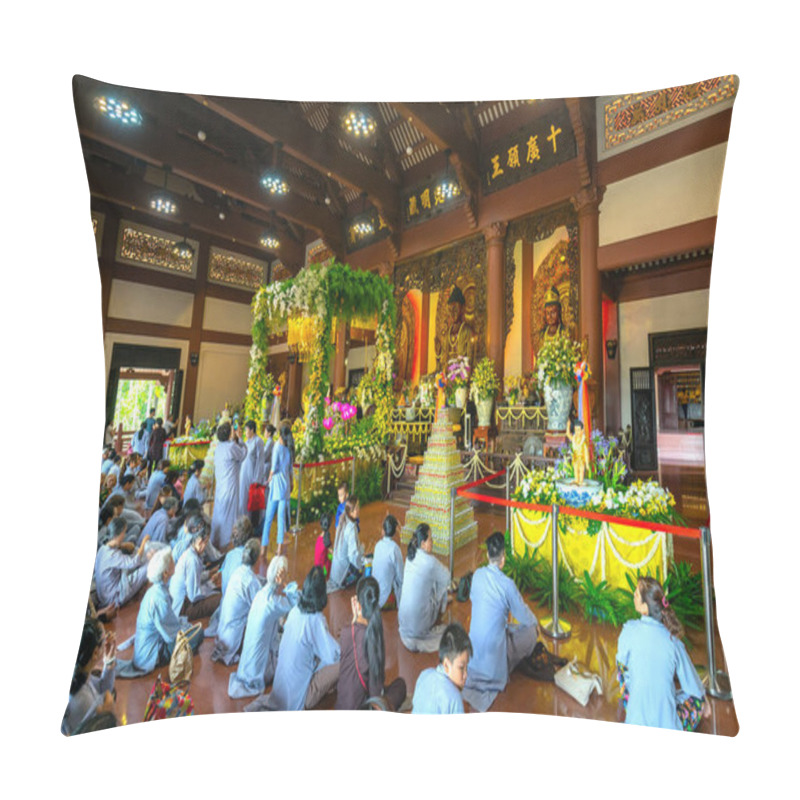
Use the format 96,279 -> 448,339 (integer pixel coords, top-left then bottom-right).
484,221 -> 508,389
572,186 -> 606,431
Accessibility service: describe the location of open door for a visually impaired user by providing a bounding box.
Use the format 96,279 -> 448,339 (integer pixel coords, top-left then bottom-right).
630,367 -> 657,471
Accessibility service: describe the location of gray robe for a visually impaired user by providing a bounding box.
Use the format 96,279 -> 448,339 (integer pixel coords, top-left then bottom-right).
398,549 -> 450,652
211,440 -> 247,549
211,565 -> 264,665
238,435 -> 265,517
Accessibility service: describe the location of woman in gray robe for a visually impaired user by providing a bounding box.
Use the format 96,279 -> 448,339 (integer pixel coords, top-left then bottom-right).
238,420 -> 265,517
245,566 -> 340,712
211,539 -> 264,665
398,523 -> 451,653
211,422 -> 247,550
228,555 -> 298,699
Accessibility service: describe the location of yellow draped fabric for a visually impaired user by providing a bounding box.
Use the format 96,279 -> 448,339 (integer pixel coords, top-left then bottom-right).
512,509 -> 673,590
166,442 -> 211,469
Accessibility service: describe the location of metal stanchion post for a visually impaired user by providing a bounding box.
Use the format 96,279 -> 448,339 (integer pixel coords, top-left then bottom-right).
700,526 -> 732,700
291,464 -> 303,533
505,469 -> 511,535
541,503 -> 571,640
449,486 -> 456,580
351,455 -> 356,495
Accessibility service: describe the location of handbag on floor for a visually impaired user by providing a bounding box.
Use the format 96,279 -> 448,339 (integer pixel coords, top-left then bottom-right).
169,622 -> 203,683
248,483 -> 266,512
554,657 -> 603,706
143,676 -> 194,721
456,571 -> 473,602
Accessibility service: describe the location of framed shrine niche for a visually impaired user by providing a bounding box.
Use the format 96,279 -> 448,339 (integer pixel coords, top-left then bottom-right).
503,205 -> 580,363
394,235 -> 487,378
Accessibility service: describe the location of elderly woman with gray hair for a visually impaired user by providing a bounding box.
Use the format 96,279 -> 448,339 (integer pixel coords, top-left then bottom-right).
228,554 -> 299,699
117,547 -> 204,677
211,538 -> 265,665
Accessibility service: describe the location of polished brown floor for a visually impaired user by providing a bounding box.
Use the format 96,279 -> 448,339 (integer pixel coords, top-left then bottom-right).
105,486 -> 738,735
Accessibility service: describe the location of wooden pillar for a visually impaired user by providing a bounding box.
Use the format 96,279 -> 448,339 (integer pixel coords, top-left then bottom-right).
571,187 -> 606,430
419,291 -> 430,377
333,320 -> 347,392
521,240 -> 533,373
181,235 -> 210,422
287,358 -> 303,418
484,221 -> 508,387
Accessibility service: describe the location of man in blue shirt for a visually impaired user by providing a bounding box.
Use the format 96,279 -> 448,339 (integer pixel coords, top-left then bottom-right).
412,623 -> 472,714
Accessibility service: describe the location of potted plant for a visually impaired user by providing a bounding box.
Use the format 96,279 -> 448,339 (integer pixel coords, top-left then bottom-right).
536,333 -> 582,431
471,357 -> 500,426
446,356 -> 471,408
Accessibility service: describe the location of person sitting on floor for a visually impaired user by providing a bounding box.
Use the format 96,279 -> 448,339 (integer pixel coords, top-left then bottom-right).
462,531 -> 540,712
328,497 -> 364,592
398,523 -> 451,653
412,623 -> 472,715
62,617 -> 117,735
211,538 -> 264,665
372,514 -> 404,610
219,516 -> 254,596
137,496 -> 179,546
102,494 -> 143,545
182,460 -> 206,506
335,481 -> 349,529
97,506 -> 116,549
169,526 -> 222,621
616,576 -> 710,731
314,512 -> 333,578
228,555 -> 298,699
335,576 -> 407,711
140,459 -> 171,510
247,565 -> 340,712
121,548 -> 204,676
94,518 -> 150,610
99,473 -> 117,508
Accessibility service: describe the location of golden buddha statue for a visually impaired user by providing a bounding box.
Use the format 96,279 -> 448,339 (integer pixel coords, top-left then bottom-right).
540,286 -> 566,347
440,285 -> 477,373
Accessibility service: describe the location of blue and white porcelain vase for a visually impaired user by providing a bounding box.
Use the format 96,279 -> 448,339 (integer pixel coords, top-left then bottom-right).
543,380 -> 572,431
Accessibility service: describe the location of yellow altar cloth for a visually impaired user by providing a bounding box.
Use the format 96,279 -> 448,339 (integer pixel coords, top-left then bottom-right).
511,508 -> 673,590
166,440 -> 211,468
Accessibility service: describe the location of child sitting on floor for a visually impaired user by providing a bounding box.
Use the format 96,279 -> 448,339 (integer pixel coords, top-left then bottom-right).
412,623 -> 472,714
314,512 -> 333,577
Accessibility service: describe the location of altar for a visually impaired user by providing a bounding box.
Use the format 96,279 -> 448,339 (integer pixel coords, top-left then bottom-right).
511,507 -> 673,590
166,439 -> 212,468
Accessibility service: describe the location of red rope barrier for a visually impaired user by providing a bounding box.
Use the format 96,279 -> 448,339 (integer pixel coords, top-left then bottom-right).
292,456 -> 354,469
456,485 -> 702,540
460,468 -> 506,492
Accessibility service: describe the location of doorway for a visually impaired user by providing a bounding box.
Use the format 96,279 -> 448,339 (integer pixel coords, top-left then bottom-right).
106,344 -> 183,450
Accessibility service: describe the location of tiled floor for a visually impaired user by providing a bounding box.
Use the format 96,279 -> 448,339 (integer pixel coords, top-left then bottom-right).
104,488 -> 738,735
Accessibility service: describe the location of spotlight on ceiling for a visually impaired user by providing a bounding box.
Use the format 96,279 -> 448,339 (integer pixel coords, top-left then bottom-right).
342,107 -> 377,138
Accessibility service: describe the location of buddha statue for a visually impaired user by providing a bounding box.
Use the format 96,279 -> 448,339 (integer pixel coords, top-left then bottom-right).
540,286 -> 566,347
440,285 -> 477,374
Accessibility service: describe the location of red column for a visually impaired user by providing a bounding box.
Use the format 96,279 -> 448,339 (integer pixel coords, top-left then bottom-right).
571,187 -> 606,431
484,221 -> 508,388
419,291 -> 430,378
521,240 -> 533,373
333,320 -> 347,392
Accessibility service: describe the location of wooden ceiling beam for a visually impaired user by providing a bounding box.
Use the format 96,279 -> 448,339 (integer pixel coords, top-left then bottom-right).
190,93 -> 401,232
73,77 -> 343,252
83,156 -> 305,267
390,102 -> 481,185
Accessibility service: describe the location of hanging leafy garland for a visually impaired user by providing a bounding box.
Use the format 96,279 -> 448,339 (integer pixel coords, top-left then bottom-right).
245,261 -> 397,463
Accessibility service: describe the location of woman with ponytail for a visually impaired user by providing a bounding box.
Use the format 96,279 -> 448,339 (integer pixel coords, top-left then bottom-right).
327,497 -> 364,592
398,523 -> 451,652
62,617 -> 117,735
616,576 -> 709,731
335,576 -> 407,710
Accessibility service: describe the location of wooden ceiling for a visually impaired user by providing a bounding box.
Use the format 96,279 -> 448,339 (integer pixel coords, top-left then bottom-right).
73,75 -> 552,271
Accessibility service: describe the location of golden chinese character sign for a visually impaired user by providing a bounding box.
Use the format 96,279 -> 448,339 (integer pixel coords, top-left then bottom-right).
344,208 -> 391,253
483,106 -> 576,195
404,175 -> 464,227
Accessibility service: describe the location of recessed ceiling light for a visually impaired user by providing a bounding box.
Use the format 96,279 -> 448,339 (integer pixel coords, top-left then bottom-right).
197,130 -> 207,141
94,95 -> 142,126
